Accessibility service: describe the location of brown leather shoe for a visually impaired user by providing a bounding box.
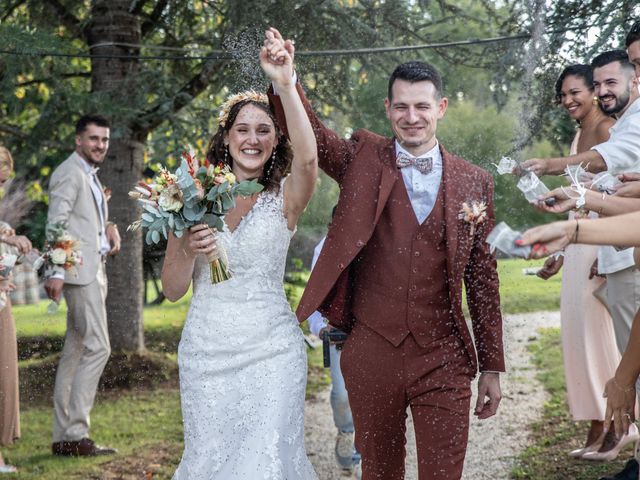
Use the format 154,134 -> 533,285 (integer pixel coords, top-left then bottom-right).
52,438 -> 117,456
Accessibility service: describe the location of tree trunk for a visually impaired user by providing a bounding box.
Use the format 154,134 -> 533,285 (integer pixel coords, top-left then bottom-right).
88,0 -> 145,352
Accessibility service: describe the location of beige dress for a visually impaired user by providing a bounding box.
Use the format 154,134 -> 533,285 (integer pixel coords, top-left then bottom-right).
0,299 -> 19,446
561,131 -> 620,420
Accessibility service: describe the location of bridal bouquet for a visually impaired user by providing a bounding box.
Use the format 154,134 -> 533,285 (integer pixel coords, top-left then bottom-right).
128,147 -> 263,283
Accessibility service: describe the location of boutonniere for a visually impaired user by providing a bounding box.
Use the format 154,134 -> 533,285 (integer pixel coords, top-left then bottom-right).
458,201 -> 487,237
103,186 -> 112,202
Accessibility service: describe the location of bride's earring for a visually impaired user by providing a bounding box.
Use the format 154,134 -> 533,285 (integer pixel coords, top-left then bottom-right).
593,96 -> 599,105
265,150 -> 276,179
224,145 -> 229,164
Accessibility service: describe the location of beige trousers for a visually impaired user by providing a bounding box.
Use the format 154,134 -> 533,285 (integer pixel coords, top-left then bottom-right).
606,266 -> 640,354
52,262 -> 110,442
605,265 -> 640,397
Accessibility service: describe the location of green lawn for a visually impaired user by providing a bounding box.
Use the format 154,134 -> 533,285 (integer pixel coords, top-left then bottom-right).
2,258 -> 560,479
496,258 -> 561,313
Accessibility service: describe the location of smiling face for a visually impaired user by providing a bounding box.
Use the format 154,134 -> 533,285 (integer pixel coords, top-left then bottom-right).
384,79 -> 447,156
593,61 -> 635,116
558,75 -> 595,121
75,123 -> 109,166
224,103 -> 277,181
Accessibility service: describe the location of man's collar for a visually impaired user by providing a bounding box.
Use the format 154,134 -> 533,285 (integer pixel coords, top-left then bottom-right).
394,140 -> 440,159
73,151 -> 98,175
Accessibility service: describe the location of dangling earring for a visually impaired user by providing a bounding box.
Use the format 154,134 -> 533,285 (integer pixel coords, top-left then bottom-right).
265,150 -> 276,179
224,145 -> 229,164
592,96 -> 599,105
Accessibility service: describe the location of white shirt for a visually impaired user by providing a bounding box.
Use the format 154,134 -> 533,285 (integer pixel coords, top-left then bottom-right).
79,156 -> 110,256
592,97 -> 640,175
591,98 -> 640,274
395,141 -> 443,224
307,236 -> 327,337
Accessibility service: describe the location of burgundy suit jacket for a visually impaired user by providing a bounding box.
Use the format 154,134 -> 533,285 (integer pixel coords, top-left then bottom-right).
269,84 -> 505,373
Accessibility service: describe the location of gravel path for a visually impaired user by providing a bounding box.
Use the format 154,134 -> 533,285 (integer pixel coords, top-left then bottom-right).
304,311 -> 560,479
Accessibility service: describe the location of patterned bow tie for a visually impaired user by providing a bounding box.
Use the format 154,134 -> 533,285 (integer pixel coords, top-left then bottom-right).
396,152 -> 433,175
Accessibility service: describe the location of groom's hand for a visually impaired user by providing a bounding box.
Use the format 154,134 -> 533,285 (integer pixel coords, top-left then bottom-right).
474,372 -> 501,419
106,223 -> 121,255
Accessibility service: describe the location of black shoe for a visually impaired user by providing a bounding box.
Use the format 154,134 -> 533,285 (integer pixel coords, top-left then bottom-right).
599,458 -> 639,480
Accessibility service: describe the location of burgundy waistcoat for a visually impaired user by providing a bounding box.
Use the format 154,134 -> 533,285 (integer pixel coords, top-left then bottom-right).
351,174 -> 454,348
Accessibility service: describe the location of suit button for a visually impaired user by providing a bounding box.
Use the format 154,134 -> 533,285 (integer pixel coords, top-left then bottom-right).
416,234 -> 423,240
412,268 -> 418,273
411,285 -> 417,291
414,251 -> 420,257
338,263 -> 345,269
356,240 -> 364,247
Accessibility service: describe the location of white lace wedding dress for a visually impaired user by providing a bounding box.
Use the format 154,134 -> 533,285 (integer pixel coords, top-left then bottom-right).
173,181 -> 318,479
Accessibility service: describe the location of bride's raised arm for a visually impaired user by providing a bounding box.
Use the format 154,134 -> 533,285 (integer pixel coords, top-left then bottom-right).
260,27 -> 317,229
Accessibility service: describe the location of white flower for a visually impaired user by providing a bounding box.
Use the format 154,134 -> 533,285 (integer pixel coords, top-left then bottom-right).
50,248 -> 68,265
158,190 -> 183,212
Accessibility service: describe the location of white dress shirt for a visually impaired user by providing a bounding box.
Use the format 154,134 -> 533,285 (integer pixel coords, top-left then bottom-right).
395,141 -> 443,224
79,157 -> 111,256
591,98 -> 640,274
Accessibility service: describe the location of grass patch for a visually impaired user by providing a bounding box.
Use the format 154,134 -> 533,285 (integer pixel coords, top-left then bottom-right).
497,258 -> 561,314
1,389 -> 182,480
511,328 -> 628,479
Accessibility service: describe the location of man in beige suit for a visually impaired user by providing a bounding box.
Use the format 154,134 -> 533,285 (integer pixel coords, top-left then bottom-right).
45,114 -> 120,456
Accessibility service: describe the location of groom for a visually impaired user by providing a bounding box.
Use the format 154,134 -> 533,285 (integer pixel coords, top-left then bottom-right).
266,32 -> 504,479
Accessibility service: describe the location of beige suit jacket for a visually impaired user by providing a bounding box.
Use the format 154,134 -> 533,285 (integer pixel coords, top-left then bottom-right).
47,152 -> 108,286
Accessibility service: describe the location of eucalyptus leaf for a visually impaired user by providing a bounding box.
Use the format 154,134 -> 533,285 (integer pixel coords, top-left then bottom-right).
235,179 -> 264,196
221,192 -> 235,211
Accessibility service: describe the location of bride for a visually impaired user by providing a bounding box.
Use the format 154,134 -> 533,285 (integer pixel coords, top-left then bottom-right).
162,29 -> 318,479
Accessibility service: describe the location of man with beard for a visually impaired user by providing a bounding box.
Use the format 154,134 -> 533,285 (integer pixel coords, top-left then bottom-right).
521,49 -> 640,470
46,114 -> 120,457
521,49 -> 639,176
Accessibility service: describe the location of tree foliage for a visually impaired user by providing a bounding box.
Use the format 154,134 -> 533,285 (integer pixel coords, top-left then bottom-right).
1,0 -> 636,349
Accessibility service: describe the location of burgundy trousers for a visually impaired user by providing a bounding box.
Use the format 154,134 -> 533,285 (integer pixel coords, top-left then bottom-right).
340,322 -> 474,480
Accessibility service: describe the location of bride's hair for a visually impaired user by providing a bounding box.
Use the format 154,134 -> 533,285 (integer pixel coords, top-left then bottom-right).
205,98 -> 292,193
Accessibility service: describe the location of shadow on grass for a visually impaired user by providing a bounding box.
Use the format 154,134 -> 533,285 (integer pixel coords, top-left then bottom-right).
19,351 -> 178,408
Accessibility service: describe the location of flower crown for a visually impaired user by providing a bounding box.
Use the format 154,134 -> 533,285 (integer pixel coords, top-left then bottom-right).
218,90 -> 269,128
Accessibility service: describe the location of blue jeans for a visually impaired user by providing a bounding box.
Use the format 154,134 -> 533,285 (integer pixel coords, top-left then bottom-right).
329,345 -> 354,433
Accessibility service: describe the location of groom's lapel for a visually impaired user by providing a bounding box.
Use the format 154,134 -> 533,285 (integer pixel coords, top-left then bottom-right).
442,147 -> 463,281
374,140 -> 399,226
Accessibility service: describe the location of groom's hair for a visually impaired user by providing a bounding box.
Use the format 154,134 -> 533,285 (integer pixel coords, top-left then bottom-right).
388,61 -> 443,100
75,114 -> 110,135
